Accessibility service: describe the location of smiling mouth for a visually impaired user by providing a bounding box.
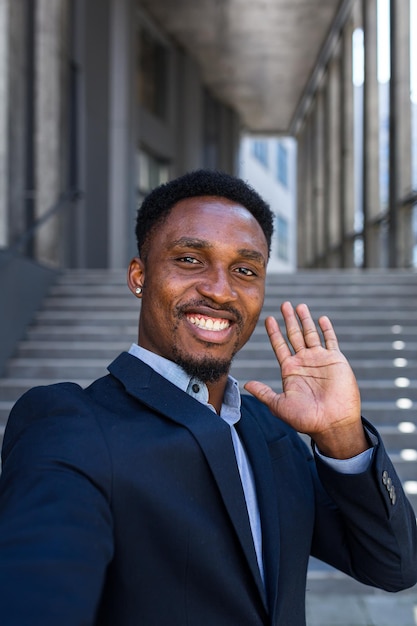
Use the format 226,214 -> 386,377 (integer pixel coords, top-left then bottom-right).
186,314 -> 231,332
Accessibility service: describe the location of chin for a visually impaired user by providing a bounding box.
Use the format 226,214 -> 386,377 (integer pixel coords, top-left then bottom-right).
172,349 -> 232,384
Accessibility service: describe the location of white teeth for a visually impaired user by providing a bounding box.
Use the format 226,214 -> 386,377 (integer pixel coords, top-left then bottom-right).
188,315 -> 229,331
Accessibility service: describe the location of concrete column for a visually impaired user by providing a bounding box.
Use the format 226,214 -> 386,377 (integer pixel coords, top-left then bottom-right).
313,89 -> 325,264
108,0 -> 136,267
218,104 -> 240,175
0,0 -> 8,248
309,99 -> 319,264
304,112 -> 315,266
175,52 -> 204,175
340,16 -> 355,267
296,123 -> 307,268
362,0 -> 380,267
388,0 -> 412,267
322,72 -> 330,267
34,0 -> 68,267
326,54 -> 342,268
7,0 -> 27,244
82,0 -> 111,268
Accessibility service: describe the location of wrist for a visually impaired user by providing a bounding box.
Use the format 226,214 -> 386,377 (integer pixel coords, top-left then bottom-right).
312,420 -> 371,460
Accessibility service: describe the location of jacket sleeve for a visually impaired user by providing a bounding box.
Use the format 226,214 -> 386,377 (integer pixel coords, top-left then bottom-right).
311,419 -> 417,591
0,384 -> 114,626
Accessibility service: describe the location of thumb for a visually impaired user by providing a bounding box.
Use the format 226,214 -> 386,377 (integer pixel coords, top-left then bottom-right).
244,381 -> 281,412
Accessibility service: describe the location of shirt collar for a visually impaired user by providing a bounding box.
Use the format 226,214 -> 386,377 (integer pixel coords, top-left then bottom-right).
128,344 -> 241,425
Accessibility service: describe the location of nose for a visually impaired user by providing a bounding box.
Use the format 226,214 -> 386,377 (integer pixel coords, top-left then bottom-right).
196,265 -> 238,304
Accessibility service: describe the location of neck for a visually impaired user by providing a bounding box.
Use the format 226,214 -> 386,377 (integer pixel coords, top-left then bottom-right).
206,377 -> 228,414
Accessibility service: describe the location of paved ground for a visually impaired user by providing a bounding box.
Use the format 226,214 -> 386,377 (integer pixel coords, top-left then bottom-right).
306,591 -> 417,626
306,561 -> 417,625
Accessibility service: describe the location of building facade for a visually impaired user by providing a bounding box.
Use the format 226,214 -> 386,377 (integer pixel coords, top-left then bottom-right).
239,136 -> 297,272
293,0 -> 416,269
0,0 -> 415,274
0,0 -> 241,271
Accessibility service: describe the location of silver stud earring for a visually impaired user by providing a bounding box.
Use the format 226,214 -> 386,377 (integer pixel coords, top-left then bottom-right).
135,287 -> 142,295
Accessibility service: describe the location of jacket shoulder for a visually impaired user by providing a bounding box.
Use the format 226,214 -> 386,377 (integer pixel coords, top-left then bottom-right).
2,379 -> 112,468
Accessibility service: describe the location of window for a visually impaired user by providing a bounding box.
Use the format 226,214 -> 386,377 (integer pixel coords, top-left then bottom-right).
276,142 -> 288,187
137,27 -> 168,119
276,215 -> 289,261
137,149 -> 170,202
252,140 -> 268,167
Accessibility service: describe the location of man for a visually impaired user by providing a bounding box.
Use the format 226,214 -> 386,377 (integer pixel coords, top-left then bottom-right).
0,169 -> 416,626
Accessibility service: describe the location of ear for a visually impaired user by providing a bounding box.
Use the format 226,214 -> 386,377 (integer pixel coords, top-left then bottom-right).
127,256 -> 145,296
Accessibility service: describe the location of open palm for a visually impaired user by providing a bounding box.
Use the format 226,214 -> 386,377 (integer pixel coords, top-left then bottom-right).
244,302 -> 361,442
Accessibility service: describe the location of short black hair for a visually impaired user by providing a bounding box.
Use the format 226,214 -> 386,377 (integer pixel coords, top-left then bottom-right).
135,169 -> 274,259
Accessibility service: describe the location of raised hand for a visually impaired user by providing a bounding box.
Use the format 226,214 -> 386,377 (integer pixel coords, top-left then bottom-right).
244,302 -> 369,459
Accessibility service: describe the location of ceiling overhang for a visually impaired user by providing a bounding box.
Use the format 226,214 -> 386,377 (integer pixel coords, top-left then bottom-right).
140,0 -> 349,135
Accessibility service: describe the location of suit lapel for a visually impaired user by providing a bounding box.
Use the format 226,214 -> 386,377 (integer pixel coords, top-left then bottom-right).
237,403 -> 281,619
108,353 -> 267,607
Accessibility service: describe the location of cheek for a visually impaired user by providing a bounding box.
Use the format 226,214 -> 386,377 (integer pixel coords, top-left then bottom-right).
243,288 -> 264,317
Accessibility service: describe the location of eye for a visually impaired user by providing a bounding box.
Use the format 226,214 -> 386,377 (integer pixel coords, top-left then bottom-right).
177,256 -> 200,265
235,266 -> 256,277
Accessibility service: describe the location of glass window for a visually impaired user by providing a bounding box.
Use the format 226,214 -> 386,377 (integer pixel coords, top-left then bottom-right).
276,142 -> 288,187
276,214 -> 289,261
252,140 -> 268,167
137,27 -> 168,119
137,149 -> 170,202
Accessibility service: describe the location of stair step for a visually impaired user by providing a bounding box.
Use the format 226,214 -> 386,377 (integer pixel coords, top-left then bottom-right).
2,268 -> 416,529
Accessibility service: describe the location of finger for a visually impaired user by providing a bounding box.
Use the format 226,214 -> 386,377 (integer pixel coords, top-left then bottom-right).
280,301 -> 308,353
264,315 -> 292,364
295,303 -> 323,349
318,315 -> 340,350
244,380 -> 281,412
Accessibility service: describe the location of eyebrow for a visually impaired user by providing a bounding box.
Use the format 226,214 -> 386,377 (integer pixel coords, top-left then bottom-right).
237,249 -> 266,267
170,237 -> 213,250
170,238 -> 266,267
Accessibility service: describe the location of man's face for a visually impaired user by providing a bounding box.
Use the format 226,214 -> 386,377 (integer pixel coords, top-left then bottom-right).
128,196 -> 268,383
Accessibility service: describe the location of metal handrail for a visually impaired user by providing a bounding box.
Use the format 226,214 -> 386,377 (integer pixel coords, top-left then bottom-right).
7,188 -> 81,256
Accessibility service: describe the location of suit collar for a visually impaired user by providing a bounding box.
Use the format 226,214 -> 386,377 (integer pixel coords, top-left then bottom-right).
108,352 -> 268,609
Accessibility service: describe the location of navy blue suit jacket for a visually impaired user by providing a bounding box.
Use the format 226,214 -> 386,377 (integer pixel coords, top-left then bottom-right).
0,352 -> 416,625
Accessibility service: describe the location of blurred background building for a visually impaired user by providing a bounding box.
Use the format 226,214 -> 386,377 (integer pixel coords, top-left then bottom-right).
239,136 -> 297,272
0,0 -> 416,367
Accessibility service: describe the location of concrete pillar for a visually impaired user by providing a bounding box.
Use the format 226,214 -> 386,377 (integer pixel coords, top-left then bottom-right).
340,16 -> 355,267
34,0 -> 69,267
0,0 -> 8,247
296,123 -> 307,268
175,52 -> 204,174
388,0 -> 412,267
108,0 -> 136,267
326,54 -> 342,268
81,0 -> 111,268
362,0 -> 380,267
218,104 -> 240,175
304,112 -> 315,266
309,99 -> 319,264
7,0 -> 27,244
312,89 -> 325,265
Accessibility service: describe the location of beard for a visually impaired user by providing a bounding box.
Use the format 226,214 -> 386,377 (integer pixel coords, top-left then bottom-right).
171,345 -> 233,383
171,299 -> 244,383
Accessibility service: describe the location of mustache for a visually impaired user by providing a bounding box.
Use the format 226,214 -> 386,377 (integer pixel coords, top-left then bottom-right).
174,299 -> 243,326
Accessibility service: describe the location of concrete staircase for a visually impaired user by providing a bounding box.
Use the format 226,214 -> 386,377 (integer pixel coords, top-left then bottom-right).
1,268 -> 417,591
1,269 -> 417,491
236,271 -> 417,510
